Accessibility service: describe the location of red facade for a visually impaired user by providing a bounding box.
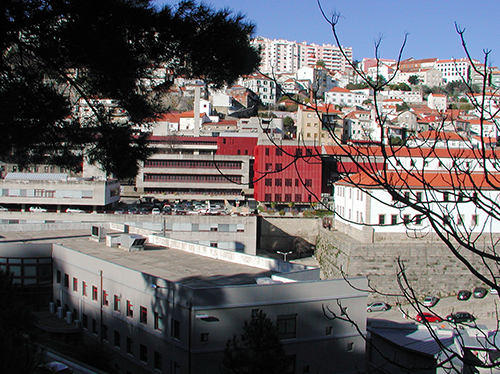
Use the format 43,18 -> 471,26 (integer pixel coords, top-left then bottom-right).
253,144 -> 323,204
217,135 -> 258,156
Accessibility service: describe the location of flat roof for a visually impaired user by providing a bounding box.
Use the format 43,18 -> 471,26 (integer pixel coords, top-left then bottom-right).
0,229 -> 275,288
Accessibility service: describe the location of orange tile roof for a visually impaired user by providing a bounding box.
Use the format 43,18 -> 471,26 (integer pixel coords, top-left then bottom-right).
328,87 -> 352,93
336,170 -> 500,189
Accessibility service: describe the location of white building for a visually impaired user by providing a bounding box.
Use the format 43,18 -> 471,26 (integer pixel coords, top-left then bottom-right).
252,37 -> 352,75
0,173 -> 120,211
325,87 -> 356,106
427,93 -> 447,111
0,222 -> 368,374
238,72 -> 278,106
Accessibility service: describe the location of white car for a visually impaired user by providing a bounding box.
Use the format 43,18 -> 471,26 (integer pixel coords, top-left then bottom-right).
151,208 -> 161,215
366,302 -> 390,312
29,206 -> 47,213
422,296 -> 439,307
65,208 -> 84,213
0,205 -> 8,212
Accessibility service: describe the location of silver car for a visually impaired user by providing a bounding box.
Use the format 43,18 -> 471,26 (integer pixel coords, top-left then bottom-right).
366,302 -> 390,312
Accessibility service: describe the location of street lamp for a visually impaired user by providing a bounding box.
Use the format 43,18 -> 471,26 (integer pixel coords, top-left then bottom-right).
277,251 -> 292,262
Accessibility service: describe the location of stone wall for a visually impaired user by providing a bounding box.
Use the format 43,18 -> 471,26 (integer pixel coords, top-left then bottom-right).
316,225 -> 493,300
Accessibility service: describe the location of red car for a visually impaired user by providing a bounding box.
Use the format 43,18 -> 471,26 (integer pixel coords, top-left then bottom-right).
416,312 -> 442,323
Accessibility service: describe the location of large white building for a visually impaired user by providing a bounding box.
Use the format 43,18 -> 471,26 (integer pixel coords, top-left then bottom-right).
252,37 -> 353,75
0,222 -> 368,374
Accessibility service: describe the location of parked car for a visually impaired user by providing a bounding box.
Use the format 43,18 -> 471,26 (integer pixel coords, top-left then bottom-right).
29,206 -> 47,213
366,302 -> 390,312
473,287 -> 488,299
422,296 -> 439,307
0,205 -> 8,212
416,312 -> 442,323
491,288 -> 499,295
65,208 -> 84,213
446,312 -> 475,323
36,361 -> 74,374
113,209 -> 124,214
151,208 -> 161,215
457,290 -> 471,300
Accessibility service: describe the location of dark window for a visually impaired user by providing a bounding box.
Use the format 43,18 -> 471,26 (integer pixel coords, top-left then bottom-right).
275,179 -> 282,187
415,215 -> 423,225
154,312 -> 163,331
126,337 -> 133,355
114,330 -> 121,348
264,194 -> 272,201
114,295 -> 120,311
295,179 -> 299,187
171,319 -> 180,340
265,163 -> 272,171
103,291 -> 109,306
378,215 -> 385,225
92,318 -> 98,334
391,215 -> 398,225
285,179 -> 292,187
82,281 -> 87,296
82,313 -> 88,329
275,163 -> 282,171
140,306 -> 147,324
443,192 -> 449,202
265,148 -> 269,156
201,333 -> 209,342
92,286 -> 98,301
154,351 -> 162,371
416,192 -> 422,202
294,194 -> 301,202
127,300 -> 133,318
64,273 -> 69,288
277,314 -> 297,339
102,324 -> 108,341
276,148 -> 282,156
72,277 -> 78,292
284,194 -> 292,202
265,178 -> 272,186
275,194 -> 282,202
403,215 -> 411,224
295,149 -> 303,157
56,270 -> 61,283
140,344 -> 147,363
305,179 -> 312,187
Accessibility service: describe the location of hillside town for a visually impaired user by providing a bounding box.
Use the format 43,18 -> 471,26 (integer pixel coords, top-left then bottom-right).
2,11 -> 500,373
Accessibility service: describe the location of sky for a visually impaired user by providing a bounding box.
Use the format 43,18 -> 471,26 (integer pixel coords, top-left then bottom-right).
156,0 -> 500,66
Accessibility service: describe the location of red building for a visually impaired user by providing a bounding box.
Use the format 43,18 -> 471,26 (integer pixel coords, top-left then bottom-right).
216,133 -> 258,157
253,140 -> 323,204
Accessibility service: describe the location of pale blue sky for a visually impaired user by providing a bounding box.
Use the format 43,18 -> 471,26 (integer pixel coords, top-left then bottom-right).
156,0 -> 500,66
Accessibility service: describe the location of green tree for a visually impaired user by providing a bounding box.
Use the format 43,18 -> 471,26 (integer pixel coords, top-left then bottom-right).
283,116 -> 295,138
316,59 -> 326,68
2,0 -> 260,178
0,269 -> 42,374
408,75 -> 420,85
221,310 -> 289,374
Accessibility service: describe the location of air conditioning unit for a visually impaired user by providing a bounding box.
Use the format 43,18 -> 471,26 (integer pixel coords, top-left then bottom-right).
49,302 -> 55,314
65,311 -> 72,324
56,307 -> 63,318
90,225 -> 106,242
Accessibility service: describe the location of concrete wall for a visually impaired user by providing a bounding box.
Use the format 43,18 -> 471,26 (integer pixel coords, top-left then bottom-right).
259,216 -> 320,256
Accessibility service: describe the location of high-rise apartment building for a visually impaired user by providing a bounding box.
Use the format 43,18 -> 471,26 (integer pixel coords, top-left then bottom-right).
252,37 -> 352,75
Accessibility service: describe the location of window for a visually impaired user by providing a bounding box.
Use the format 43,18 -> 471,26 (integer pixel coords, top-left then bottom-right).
126,337 -> 133,355
127,300 -> 133,318
416,192 -> 422,202
140,306 -> 148,324
275,163 -> 282,171
265,148 -> 269,156
265,163 -> 272,171
378,215 -> 385,225
275,194 -> 282,202
458,192 -> 465,202
275,179 -> 282,187
325,326 -> 333,335
415,215 -> 423,225
471,214 -> 479,227
201,333 -> 209,342
82,281 -> 87,296
114,330 -> 121,348
403,215 -> 411,225
391,215 -> 398,225
103,291 -> 109,306
102,324 -> 108,341
72,277 -> 77,292
92,318 -> 98,335
295,194 -> 302,202
154,351 -> 162,371
114,295 -> 120,311
82,313 -> 88,329
92,286 -> 98,301
140,344 -> 148,363
295,179 -> 299,187
64,274 -> 69,288
285,179 -> 292,187
457,214 -> 465,226
265,178 -> 272,186
443,192 -> 449,202
275,148 -> 282,156
277,314 -> 297,339
56,270 -> 61,283
347,342 -> 354,352
154,312 -> 163,331
304,179 -> 312,187
171,318 -> 180,340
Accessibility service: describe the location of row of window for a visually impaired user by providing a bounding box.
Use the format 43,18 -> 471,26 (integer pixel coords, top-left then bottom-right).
1,189 -> 93,198
263,193 -> 312,203
379,213 -> 480,227
263,178 -> 312,187
144,160 -> 242,169
144,174 -> 242,183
